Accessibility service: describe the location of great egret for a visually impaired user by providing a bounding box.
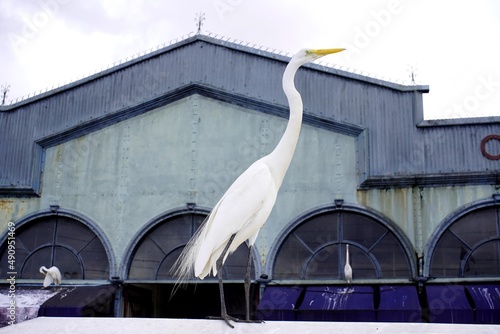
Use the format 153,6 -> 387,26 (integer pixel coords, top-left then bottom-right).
344,244 -> 352,285
39,266 -> 62,288
172,47 -> 345,327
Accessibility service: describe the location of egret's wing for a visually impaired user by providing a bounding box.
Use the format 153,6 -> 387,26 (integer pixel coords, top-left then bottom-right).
209,161 -> 275,232
195,161 -> 276,277
344,264 -> 353,283
171,160 -> 276,282
51,267 -> 62,285
43,274 -> 53,288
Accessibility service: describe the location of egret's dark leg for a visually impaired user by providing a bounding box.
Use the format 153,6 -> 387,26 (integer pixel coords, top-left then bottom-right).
216,234 -> 236,328
211,236 -> 262,327
244,245 -> 253,321
234,245 -> 264,324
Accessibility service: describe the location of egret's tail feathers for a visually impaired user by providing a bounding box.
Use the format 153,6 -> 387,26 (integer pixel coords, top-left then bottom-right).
169,215 -> 209,296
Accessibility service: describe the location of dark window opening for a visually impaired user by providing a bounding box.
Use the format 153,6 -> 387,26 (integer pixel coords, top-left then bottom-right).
123,283 -> 260,320
273,210 -> 413,280
128,212 -> 255,280
429,206 -> 500,278
0,215 -> 109,280
125,212 -> 259,320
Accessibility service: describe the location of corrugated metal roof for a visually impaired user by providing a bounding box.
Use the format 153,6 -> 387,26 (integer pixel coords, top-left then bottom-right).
0,34 -> 498,195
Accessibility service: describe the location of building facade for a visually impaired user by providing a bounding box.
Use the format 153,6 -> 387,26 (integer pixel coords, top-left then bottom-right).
1,35 -> 499,323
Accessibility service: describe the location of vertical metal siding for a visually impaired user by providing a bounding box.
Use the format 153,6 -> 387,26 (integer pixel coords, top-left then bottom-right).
0,36 -> 498,193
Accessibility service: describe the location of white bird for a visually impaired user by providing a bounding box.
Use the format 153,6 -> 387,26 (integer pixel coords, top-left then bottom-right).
39,266 -> 62,288
172,47 -> 345,327
344,244 -> 352,285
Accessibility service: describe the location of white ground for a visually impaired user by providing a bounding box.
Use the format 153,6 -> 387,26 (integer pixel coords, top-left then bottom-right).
0,317 -> 498,334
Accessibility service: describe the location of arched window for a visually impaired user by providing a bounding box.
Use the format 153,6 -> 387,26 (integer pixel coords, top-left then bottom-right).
0,213 -> 111,280
127,211 -> 256,280
269,204 -> 416,281
426,199 -> 500,278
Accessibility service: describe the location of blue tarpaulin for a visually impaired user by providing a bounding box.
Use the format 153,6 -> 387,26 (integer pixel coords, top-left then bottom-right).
378,285 -> 421,322
426,285 -> 473,323
257,284 -> 500,324
38,285 -> 116,317
297,286 -> 375,322
257,286 -> 303,321
466,285 -> 500,324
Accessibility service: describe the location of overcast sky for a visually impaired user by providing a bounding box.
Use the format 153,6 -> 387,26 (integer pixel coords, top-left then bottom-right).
1,0 -> 499,119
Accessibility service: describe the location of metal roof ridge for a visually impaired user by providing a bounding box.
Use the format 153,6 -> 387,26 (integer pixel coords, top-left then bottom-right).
0,32 -> 428,111
193,33 -> 430,93
417,115 -> 500,127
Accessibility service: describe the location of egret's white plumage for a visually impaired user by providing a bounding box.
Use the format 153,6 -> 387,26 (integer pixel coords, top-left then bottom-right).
39,266 -> 62,287
344,244 -> 352,284
171,47 -> 345,325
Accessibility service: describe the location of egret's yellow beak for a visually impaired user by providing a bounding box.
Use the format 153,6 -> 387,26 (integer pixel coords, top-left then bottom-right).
307,48 -> 346,55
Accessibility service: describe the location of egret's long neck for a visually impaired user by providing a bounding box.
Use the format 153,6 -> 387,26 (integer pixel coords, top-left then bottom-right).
346,246 -> 350,263
267,60 -> 303,187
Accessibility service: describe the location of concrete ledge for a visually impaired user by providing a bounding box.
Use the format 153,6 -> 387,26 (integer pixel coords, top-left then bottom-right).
0,317 -> 498,334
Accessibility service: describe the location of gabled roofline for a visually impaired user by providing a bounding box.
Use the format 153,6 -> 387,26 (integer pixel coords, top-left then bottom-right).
34,83 -> 364,149
0,83 -> 365,197
0,33 -> 428,112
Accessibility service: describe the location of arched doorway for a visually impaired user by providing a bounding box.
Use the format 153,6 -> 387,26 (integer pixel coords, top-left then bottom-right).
0,210 -> 112,281
124,208 -> 260,319
269,203 -> 416,281
426,197 -> 500,278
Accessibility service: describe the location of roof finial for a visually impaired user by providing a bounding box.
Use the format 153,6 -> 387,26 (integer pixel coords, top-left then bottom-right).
195,12 -> 205,34
407,63 -> 418,85
1,83 -> 10,105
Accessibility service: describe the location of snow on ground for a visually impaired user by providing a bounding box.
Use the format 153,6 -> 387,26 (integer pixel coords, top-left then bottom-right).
0,288 -> 59,327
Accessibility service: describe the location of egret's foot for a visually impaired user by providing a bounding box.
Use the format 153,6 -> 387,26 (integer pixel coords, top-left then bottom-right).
233,318 -> 264,324
207,315 -> 264,328
207,314 -> 238,328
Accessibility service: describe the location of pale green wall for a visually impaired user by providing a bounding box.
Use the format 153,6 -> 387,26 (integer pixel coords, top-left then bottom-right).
0,95 -> 357,275
0,94 -> 496,277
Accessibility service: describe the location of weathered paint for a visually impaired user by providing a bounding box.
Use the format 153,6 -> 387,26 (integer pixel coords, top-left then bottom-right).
357,185 -> 498,254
